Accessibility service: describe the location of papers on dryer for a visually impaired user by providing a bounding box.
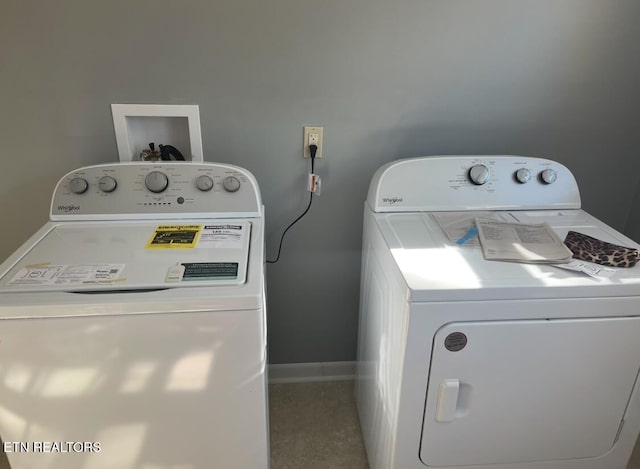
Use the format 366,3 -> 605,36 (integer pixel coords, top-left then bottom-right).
475,218 -> 573,264
432,212 -> 507,246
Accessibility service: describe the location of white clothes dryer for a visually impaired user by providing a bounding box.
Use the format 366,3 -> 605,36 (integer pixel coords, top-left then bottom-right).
0,162 -> 269,469
356,156 -> 640,469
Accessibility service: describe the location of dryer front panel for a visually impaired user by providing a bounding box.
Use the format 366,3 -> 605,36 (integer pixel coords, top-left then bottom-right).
420,317 -> 640,467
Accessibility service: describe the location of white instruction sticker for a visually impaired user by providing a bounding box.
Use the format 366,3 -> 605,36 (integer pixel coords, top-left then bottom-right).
553,260 -> 616,280
9,264 -> 125,286
197,224 -> 246,249
8,265 -> 66,285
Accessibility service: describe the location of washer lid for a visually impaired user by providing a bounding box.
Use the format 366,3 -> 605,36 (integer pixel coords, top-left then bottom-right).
374,209 -> 640,301
0,220 -> 252,293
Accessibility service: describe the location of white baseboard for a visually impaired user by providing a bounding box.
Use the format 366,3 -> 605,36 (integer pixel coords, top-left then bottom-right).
268,361 -> 356,384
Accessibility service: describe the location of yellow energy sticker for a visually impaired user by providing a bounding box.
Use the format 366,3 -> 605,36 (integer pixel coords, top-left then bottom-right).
146,225 -> 202,249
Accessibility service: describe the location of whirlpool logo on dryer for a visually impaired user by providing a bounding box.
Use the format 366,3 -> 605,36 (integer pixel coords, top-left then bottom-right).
57,204 -> 80,213
382,197 -> 403,204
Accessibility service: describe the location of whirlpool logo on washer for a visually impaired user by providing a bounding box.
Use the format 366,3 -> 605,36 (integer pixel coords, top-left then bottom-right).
382,197 -> 403,204
57,204 -> 80,213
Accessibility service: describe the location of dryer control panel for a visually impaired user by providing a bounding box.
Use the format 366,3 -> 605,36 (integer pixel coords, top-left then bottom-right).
50,162 -> 262,220
368,155 -> 581,213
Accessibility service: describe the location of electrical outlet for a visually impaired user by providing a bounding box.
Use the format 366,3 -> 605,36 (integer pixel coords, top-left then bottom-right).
303,126 -> 323,158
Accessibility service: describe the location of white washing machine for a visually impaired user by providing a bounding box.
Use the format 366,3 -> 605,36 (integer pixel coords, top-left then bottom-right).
0,162 -> 269,469
356,156 -> 640,469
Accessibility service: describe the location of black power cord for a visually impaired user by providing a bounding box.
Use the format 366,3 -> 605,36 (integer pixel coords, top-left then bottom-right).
267,144 -> 318,264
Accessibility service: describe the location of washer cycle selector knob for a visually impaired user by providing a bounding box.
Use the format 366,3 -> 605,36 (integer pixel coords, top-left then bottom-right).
196,175 -> 214,192
145,171 -> 169,193
468,164 -> 490,185
98,176 -> 117,193
540,169 -> 557,184
515,168 -> 532,184
69,177 -> 89,194
222,176 -> 241,192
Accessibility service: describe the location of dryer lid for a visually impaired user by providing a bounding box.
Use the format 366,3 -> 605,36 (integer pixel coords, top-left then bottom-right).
0,220 -> 253,293
374,209 -> 640,302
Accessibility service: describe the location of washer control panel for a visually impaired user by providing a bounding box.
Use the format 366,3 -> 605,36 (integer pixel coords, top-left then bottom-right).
51,162 -> 261,220
368,155 -> 581,212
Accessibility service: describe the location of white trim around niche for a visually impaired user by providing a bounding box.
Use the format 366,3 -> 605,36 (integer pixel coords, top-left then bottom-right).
111,104 -> 203,162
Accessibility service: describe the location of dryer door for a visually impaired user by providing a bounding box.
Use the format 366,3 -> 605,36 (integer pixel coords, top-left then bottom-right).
420,317 -> 640,467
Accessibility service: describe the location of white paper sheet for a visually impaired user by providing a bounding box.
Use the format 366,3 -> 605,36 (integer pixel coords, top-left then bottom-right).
475,218 -> 573,263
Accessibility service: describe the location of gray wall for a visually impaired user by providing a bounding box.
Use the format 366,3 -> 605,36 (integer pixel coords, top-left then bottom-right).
626,186 -> 640,242
2,0 -> 640,364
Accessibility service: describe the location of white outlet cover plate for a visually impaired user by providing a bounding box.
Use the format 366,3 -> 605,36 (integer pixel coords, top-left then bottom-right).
303,126 -> 323,159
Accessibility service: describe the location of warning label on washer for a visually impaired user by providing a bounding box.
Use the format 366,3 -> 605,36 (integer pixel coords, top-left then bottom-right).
147,225 -> 202,249
8,264 -> 125,286
181,262 -> 238,280
197,224 -> 246,249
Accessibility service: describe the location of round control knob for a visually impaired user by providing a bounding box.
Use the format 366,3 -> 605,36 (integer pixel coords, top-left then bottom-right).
196,175 -> 214,192
145,171 -> 169,193
540,169 -> 557,184
98,176 -> 117,193
222,176 -> 241,193
515,168 -> 532,184
69,177 -> 89,194
468,164 -> 490,185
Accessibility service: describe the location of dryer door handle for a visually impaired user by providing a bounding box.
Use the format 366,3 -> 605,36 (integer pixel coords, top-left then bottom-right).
435,379 -> 460,422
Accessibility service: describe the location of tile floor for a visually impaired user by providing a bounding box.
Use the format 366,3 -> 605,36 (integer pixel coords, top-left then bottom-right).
269,380 -> 368,469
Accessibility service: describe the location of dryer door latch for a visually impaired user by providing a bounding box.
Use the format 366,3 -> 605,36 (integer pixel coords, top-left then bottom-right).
436,379 -> 460,422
